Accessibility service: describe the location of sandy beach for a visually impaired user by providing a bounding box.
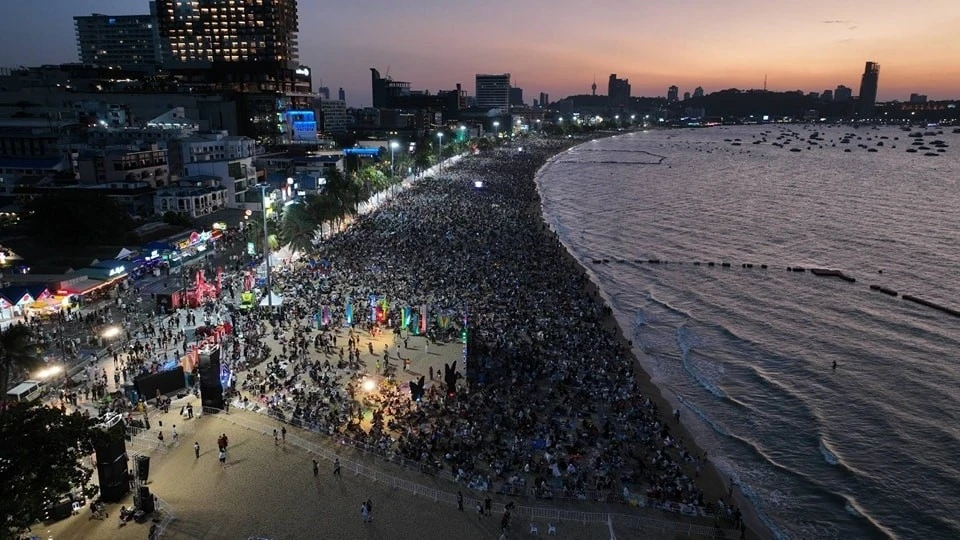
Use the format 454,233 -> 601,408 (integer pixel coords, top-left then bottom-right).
36,135 -> 756,540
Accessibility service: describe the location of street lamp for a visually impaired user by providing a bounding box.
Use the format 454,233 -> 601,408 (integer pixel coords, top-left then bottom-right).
459,125 -> 466,142
255,183 -> 273,309
390,141 -> 399,178
436,132 -> 444,176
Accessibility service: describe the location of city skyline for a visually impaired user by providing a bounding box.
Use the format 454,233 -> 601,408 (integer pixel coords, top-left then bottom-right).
1,0 -> 958,106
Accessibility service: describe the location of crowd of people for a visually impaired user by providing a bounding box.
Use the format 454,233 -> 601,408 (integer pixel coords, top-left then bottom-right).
224,138 -> 731,522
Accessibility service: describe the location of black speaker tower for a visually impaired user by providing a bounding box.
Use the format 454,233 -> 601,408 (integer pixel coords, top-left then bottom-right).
198,346 -> 224,410
94,414 -> 129,502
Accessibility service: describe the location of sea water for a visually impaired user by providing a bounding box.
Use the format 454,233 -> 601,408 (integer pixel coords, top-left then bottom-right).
536,125 -> 960,540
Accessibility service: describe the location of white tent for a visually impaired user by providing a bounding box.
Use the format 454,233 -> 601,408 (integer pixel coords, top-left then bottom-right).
259,292 -> 284,307
116,247 -> 135,259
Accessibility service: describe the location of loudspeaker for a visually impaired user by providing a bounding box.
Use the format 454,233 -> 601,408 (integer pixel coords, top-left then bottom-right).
198,347 -> 224,410
94,416 -> 129,502
137,486 -> 155,513
135,455 -> 150,483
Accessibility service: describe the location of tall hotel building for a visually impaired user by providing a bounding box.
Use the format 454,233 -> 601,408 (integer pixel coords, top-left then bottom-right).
858,61 -> 880,116
74,14 -> 162,71
149,0 -> 311,144
475,74 -> 512,109
152,0 -> 299,68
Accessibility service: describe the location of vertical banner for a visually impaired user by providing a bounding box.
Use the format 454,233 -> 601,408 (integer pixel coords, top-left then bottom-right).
420,304 -> 427,335
402,306 -> 411,328
345,297 -> 353,325
322,305 -> 331,326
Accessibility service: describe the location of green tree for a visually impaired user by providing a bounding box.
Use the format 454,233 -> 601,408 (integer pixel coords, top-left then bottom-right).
22,192 -> 135,246
244,214 -> 281,253
281,202 -> 318,253
0,403 -> 101,537
0,325 -> 39,403
355,166 -> 390,204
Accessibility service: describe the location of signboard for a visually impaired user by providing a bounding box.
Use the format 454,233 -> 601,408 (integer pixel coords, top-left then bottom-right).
108,266 -> 125,277
247,242 -> 255,256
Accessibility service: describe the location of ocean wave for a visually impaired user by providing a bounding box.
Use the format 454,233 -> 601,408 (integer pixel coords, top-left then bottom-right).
819,439 -> 840,466
677,325 -> 727,399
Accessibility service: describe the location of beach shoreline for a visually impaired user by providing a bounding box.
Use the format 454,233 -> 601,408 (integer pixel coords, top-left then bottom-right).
532,138 -> 771,540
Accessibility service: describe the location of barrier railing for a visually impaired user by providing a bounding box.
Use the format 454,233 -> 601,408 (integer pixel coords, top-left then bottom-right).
209,409 -> 738,539
153,495 -> 176,538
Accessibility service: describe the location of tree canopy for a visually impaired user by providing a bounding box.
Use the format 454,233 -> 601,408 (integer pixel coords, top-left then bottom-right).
0,325 -> 39,402
0,403 -> 100,537
22,192 -> 136,246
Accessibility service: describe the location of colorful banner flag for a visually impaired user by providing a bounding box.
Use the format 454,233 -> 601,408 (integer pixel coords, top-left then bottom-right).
321,305 -> 331,326
402,306 -> 411,328
420,304 -> 427,334
345,297 -> 353,325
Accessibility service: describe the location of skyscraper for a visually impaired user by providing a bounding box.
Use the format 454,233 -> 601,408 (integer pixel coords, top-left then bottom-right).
858,61 -> 880,115
539,92 -> 550,108
821,89 -> 834,101
693,86 -> 704,98
338,87 -> 346,102
475,74 -> 511,109
152,0 -> 300,68
667,85 -> 679,102
607,74 -> 631,107
74,13 -> 162,71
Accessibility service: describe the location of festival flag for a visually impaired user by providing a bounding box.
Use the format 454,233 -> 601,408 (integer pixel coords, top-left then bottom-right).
402,306 -> 411,328
345,297 -> 353,325
420,304 -> 427,334
322,305 -> 331,326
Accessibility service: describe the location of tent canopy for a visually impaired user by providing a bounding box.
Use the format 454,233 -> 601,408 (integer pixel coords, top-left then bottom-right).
116,247 -> 135,259
259,292 -> 284,307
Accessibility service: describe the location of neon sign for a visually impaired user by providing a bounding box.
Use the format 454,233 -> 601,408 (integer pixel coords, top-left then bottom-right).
108,266 -> 125,277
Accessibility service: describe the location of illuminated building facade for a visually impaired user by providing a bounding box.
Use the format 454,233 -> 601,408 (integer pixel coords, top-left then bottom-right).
151,0 -> 299,69
74,14 -> 162,71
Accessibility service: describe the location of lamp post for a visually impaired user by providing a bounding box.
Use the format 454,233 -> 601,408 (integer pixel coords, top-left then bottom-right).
459,125 -> 466,142
436,132 -> 443,176
390,141 -> 399,179
492,121 -> 499,139
255,183 -> 273,309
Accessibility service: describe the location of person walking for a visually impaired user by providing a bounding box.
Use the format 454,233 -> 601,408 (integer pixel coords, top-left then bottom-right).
365,498 -> 373,522
194,442 -> 200,459
312,459 -> 319,477
281,426 -> 286,443
218,449 -> 226,466
457,490 -> 464,511
360,501 -> 370,523
333,457 -> 341,477
157,430 -> 164,449
476,501 -> 483,520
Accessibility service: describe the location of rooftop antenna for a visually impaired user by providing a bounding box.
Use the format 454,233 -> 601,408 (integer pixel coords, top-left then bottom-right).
763,74 -> 767,92
591,73 -> 597,96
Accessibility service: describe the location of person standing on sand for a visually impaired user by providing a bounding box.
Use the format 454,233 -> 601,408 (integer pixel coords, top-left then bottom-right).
360,501 -> 370,523
313,459 -> 319,476
219,449 -> 226,466
194,442 -> 200,459
457,490 -> 464,511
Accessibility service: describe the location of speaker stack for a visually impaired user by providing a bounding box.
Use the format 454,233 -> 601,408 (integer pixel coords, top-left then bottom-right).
198,345 -> 224,410
136,485 -> 155,514
135,454 -> 151,483
94,414 -> 129,502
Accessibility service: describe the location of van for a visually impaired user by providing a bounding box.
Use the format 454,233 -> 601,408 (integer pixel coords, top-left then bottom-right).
6,380 -> 44,403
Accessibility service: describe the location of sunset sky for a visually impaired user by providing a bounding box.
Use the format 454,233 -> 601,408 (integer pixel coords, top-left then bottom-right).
1,0 -> 958,106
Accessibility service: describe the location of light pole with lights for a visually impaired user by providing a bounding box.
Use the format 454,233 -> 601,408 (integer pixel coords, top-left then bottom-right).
255,183 -> 273,309
492,121 -> 499,139
436,132 -> 444,176
390,141 -> 399,179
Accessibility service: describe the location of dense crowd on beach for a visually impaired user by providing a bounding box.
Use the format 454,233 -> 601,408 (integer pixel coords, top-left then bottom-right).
220,138 -> 741,525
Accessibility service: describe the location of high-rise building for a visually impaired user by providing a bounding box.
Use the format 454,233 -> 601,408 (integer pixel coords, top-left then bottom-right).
475,74 -> 511,109
539,92 -> 549,107
338,87 -> 346,102
510,87 -> 524,106
667,85 -> 679,102
74,13 -> 162,71
909,93 -> 928,103
858,61 -> 880,115
319,100 -> 348,133
683,91 -> 691,101
152,0 -> 300,68
318,87 -> 331,100
821,89 -> 834,101
693,86 -> 704,98
607,74 -> 631,107
835,85 -> 853,102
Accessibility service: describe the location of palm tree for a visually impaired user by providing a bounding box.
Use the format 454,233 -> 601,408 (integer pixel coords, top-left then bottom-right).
0,324 -> 39,402
244,214 -> 282,253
